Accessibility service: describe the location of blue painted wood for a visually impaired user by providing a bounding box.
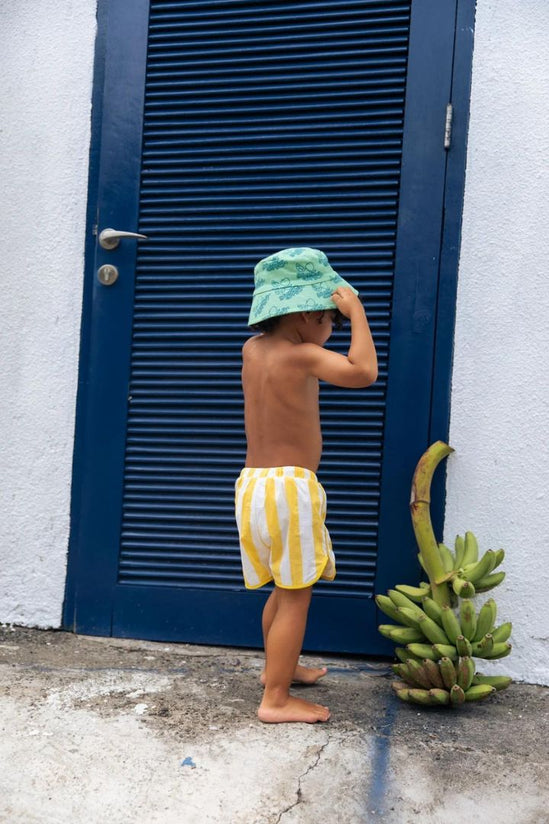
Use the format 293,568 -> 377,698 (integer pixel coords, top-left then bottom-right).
429,0 -> 476,542
375,0 -> 458,611
120,0 -> 411,652
66,0 -> 473,654
64,0 -> 151,634
122,0 -> 411,616
112,585 -> 387,654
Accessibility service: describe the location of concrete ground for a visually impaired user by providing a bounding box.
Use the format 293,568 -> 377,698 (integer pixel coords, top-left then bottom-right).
1,626 -> 547,824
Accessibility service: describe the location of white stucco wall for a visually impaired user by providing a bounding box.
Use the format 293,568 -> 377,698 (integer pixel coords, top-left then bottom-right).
445,0 -> 549,685
0,1 -> 97,625
0,1 -> 548,686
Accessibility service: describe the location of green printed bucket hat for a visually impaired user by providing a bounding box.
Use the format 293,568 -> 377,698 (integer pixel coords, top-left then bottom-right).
248,247 -> 358,326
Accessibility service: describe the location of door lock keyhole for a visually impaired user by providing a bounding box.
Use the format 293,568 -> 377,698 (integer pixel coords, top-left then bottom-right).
97,264 -> 119,286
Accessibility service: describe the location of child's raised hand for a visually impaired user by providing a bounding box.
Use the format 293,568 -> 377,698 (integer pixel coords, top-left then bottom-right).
331,287 -> 364,319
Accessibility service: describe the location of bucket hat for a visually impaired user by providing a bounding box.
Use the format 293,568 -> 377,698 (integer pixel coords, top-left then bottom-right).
248,247 -> 358,326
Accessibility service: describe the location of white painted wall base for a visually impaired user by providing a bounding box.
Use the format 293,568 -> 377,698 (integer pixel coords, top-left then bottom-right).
445,0 -> 549,685
0,1 -> 97,627
0,1 -> 547,684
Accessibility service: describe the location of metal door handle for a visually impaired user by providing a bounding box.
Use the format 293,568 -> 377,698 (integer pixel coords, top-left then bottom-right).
99,227 -> 148,250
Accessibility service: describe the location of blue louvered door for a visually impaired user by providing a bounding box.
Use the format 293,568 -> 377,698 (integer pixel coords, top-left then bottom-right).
66,0 -> 461,652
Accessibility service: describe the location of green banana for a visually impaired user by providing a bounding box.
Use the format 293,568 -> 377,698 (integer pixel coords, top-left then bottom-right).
491,622 -> 512,643
472,674 -> 512,691
432,643 -> 458,661
396,607 -> 423,629
472,633 -> 494,657
483,642 -> 512,660
391,680 -> 409,693
406,643 -> 438,661
375,595 -> 407,625
388,589 -> 425,618
473,599 -> 497,641
454,534 -> 466,569
378,623 -> 398,639
421,596 -> 444,626
493,548 -> 505,567
390,626 -> 426,644
406,659 -> 432,689
416,613 -> 451,646
394,646 -> 421,663
475,571 -> 505,593
438,543 -> 456,573
429,688 -> 450,706
395,688 -> 411,702
408,688 -> 434,706
455,635 -> 473,657
378,625 -> 424,644
452,577 -> 476,598
460,549 -> 497,583
392,663 -> 412,683
440,605 -> 462,644
449,684 -> 465,705
422,658 -> 445,689
395,584 -> 431,603
402,663 -> 424,687
462,531 -> 479,566
464,684 -> 496,702
456,656 -> 475,691
439,657 -> 457,689
459,599 -> 477,640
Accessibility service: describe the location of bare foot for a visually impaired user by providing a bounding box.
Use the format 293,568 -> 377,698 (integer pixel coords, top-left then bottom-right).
260,664 -> 328,687
258,695 -> 331,724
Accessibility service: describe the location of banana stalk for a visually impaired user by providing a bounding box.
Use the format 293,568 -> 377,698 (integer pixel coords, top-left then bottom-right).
410,441 -> 454,607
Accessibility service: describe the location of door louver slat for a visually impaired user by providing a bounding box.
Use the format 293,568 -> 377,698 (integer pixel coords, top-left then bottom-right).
119,0 -> 411,595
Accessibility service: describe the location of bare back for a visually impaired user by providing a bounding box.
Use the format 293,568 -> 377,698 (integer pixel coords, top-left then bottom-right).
242,334 -> 322,472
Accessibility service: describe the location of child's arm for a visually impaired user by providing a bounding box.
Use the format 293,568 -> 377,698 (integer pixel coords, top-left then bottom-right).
303,288 -> 378,388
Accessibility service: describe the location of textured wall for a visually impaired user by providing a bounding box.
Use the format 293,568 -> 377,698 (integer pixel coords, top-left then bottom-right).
0,1 -> 97,625
445,0 -> 549,684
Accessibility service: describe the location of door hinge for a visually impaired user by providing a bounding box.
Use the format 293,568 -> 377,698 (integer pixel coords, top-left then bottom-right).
444,104 -> 453,150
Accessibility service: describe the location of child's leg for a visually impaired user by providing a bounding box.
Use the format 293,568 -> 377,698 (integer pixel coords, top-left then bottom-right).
258,586 -> 330,723
260,589 -> 327,686
261,588 -> 279,647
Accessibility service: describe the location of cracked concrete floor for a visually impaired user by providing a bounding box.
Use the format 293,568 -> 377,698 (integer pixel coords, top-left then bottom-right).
1,626 -> 548,824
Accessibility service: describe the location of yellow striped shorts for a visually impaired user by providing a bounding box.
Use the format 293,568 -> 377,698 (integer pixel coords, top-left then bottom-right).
234,466 -> 336,590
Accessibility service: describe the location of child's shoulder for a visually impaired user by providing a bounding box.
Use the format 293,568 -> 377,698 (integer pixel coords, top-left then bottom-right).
242,333 -> 263,357
243,332 -> 262,347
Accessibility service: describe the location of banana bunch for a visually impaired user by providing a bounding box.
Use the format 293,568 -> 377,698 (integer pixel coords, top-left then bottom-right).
391,655 -> 510,706
429,531 -> 506,598
384,443 -> 513,710
375,589 -> 512,662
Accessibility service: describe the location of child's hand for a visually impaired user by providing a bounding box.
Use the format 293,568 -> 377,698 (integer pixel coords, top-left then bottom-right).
331,287 -> 364,319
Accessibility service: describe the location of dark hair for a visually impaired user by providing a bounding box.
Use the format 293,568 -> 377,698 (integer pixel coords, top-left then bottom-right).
250,315 -> 282,333
250,309 -> 345,333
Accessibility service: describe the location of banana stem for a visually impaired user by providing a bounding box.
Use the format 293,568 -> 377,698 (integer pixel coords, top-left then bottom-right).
410,441 -> 454,607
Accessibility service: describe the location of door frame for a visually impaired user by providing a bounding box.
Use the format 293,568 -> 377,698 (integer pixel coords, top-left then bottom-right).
64,0 -> 476,649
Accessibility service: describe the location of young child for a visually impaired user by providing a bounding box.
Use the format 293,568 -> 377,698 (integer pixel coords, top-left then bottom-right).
235,247 -> 378,723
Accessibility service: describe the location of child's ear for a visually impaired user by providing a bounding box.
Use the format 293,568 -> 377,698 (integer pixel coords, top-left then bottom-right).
301,311 -> 322,323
